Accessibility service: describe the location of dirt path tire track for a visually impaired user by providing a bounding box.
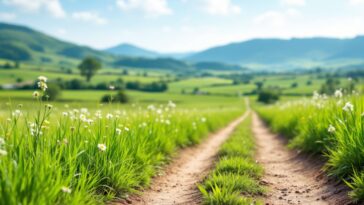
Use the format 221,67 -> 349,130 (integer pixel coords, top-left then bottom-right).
124,110 -> 250,205
252,113 -> 352,205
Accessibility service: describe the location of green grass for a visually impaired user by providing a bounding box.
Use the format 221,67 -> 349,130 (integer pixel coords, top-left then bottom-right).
168,77 -> 233,93
166,74 -> 347,97
256,94 -> 364,201
0,81 -> 246,205
0,90 -> 245,110
198,114 -> 265,205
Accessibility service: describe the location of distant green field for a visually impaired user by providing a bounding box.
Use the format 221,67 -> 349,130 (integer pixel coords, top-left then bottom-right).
168,74 -> 337,96
168,77 -> 233,93
0,69 -> 163,84
0,89 -> 244,109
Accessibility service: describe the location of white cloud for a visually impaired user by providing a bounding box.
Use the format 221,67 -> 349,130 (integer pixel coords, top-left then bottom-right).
281,0 -> 305,7
116,0 -> 172,17
56,28 -> 67,35
349,0 -> 364,5
254,9 -> 301,27
0,12 -> 16,21
72,11 -> 108,25
202,0 -> 241,15
161,26 -> 172,32
3,0 -> 66,18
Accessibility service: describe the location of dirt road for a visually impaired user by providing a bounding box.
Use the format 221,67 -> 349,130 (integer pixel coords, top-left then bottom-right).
252,113 -> 351,205
125,111 -> 250,205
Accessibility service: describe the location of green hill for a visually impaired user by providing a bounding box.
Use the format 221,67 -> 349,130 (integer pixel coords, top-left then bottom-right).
105,43 -> 160,58
0,22 -> 244,71
105,43 -> 195,59
0,22 -> 114,66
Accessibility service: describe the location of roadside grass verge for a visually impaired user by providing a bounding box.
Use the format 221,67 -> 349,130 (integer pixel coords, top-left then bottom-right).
198,114 -> 265,205
256,94 -> 364,201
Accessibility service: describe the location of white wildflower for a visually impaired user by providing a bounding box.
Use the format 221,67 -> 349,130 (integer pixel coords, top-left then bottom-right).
147,105 -> 156,111
116,128 -> 122,135
106,113 -> 113,119
0,138 -> 5,145
334,89 -> 343,98
38,76 -> 47,82
156,109 -> 162,114
0,149 -> 7,156
312,91 -> 320,100
97,144 -> 107,152
61,186 -> 72,194
95,111 -> 102,119
342,102 -> 354,112
12,109 -> 22,117
37,81 -> 48,91
32,91 -> 40,98
79,114 -> 87,122
328,125 -> 336,133
165,119 -> 171,125
109,85 -> 115,90
168,101 -> 176,108
86,119 -> 93,125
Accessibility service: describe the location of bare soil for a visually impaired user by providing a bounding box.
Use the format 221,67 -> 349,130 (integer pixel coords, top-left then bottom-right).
252,113 -> 352,205
122,111 -> 250,205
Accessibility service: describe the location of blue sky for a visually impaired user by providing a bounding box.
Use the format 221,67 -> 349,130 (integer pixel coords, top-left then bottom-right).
1,0 -> 364,52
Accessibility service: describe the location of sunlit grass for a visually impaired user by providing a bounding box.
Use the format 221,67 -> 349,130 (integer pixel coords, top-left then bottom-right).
198,115 -> 265,205
0,77 -> 245,205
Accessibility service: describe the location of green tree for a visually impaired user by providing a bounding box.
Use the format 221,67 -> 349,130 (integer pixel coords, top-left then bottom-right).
257,89 -> 280,104
255,81 -> 264,91
320,77 -> 340,95
78,57 -> 102,82
14,61 -> 20,68
42,83 -> 62,101
100,90 -> 128,104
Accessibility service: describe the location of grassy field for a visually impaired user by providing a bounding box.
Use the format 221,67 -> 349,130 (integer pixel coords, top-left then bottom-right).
0,80 -> 245,204
1,63 -> 364,204
0,90 -> 244,110
3,62 -> 360,99
257,94 -> 364,201
0,69 -> 163,84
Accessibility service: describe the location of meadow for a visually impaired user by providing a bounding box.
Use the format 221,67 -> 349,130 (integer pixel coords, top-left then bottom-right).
0,77 -> 245,204
1,60 -> 364,204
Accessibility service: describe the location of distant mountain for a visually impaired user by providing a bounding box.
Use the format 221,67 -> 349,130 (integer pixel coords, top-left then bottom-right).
0,22 -> 242,71
4,21 -> 364,71
105,43 -> 195,59
0,22 -> 113,66
105,43 -> 159,58
187,37 -> 364,66
114,57 -> 191,70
